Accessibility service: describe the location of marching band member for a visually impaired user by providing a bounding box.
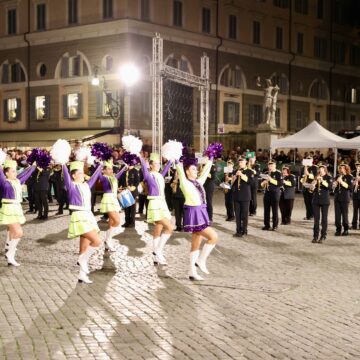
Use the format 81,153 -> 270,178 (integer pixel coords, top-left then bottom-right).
261,161 -> 283,231
98,160 -> 127,251
311,164 -> 332,243
224,160 -> 235,221
300,156 -> 318,220
176,143 -> 222,281
231,156 -> 254,237
279,166 -> 296,225
62,160 -> 103,283
248,156 -> 260,216
351,161 -> 360,230
333,163 -> 353,236
139,153 -> 173,265
1,158 -> 36,266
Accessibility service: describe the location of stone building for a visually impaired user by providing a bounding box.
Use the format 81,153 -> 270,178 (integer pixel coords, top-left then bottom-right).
0,0 -> 359,148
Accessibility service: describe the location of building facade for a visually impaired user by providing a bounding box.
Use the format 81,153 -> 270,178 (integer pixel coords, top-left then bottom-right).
0,0 -> 359,148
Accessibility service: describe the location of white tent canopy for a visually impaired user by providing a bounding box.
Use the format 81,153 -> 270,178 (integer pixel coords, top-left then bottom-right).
271,120 -> 346,149
337,135 -> 360,149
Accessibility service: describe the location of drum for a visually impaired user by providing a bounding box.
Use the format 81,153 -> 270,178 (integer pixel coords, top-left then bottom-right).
118,189 -> 135,208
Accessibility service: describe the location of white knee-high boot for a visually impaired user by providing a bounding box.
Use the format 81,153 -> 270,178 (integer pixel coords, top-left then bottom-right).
77,246 -> 98,275
152,237 -> 163,265
196,243 -> 215,274
78,269 -> 92,284
6,239 -> 20,267
4,231 -> 10,252
105,227 -> 116,251
189,250 -> 204,281
156,233 -> 171,264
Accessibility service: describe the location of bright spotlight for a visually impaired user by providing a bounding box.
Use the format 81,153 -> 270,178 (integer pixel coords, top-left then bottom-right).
118,63 -> 141,87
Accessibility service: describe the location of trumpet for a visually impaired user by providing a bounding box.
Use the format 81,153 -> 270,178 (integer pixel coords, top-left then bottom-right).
333,175 -> 342,191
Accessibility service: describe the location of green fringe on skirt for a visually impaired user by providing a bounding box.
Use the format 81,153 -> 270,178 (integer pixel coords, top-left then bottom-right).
68,210 -> 100,238
100,193 -> 121,213
0,203 -> 26,225
147,197 -> 171,224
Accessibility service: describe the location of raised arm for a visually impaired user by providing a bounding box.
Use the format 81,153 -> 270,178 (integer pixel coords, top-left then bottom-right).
0,166 -> 7,186
115,165 -> 127,180
139,157 -> 150,182
17,165 -> 36,185
161,160 -> 172,177
87,163 -> 103,189
62,164 -> 75,192
197,159 -> 213,185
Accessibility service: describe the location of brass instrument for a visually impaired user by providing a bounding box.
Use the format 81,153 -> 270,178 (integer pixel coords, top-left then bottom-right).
333,174 -> 342,191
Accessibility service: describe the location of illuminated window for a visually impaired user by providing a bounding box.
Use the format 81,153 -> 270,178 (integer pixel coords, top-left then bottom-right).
36,96 -> 46,120
63,93 -> 82,119
4,98 -> 20,122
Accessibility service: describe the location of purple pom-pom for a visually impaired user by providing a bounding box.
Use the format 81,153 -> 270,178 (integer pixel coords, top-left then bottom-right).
27,148 -> 51,169
91,142 -> 113,161
180,142 -> 190,162
121,152 -> 140,166
204,143 -> 223,159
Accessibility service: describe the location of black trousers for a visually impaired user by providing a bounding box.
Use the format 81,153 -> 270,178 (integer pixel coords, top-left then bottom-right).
303,191 -> 314,219
165,185 -> 173,211
35,190 -> 48,217
27,184 -> 36,211
234,200 -> 250,234
138,194 -> 148,215
279,195 -> 294,224
205,185 -> 215,222
225,191 -> 234,219
125,204 -> 136,225
57,189 -> 68,213
172,197 -> 185,229
313,203 -> 329,238
249,184 -> 258,215
352,196 -> 360,228
264,192 -> 280,229
335,200 -> 349,231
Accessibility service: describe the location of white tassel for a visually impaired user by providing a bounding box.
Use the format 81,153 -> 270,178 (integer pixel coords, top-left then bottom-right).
122,135 -> 143,155
50,139 -> 71,165
161,140 -> 183,161
0,149 -> 7,165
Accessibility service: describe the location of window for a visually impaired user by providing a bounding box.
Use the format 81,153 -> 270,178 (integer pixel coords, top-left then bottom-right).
249,104 -> 262,127
275,108 -> 280,128
11,63 -> 25,83
296,32 -> 304,54
271,74 -> 288,94
96,91 -> 118,117
8,9 -> 16,35
141,91 -> 151,116
141,0 -> 150,21
273,0 -> 288,8
310,80 -> 327,99
275,27 -> 283,49
68,0 -> 78,25
224,102 -> 240,124
332,41 -> 345,64
202,7 -> 211,33
37,4 -> 46,30
314,37 -> 327,59
295,111 -> 302,129
317,0 -> 323,19
173,0 -> 182,27
295,0 -> 308,14
220,67 -> 243,88
350,88 -> 360,104
229,15 -> 237,40
34,96 -> 50,121
38,63 -> 47,77
315,112 -> 321,122
103,0 -> 113,19
4,98 -> 21,122
253,21 -> 260,45
1,64 -> 9,84
63,93 -> 82,119
350,46 -> 360,67
61,55 -> 89,78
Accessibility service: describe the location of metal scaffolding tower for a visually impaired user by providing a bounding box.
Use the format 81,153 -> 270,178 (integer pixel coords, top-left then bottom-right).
151,33 -> 210,156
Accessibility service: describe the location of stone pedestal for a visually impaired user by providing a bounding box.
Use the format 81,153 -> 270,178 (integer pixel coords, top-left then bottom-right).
256,124 -> 282,150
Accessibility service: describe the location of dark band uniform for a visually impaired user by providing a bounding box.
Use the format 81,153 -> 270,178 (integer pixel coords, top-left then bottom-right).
312,173 -> 332,242
334,172 -> 353,235
224,171 -> 234,221
279,173 -> 296,225
249,163 -> 260,216
262,166 -> 283,230
351,166 -> 360,229
232,165 -> 254,236
300,164 -> 318,220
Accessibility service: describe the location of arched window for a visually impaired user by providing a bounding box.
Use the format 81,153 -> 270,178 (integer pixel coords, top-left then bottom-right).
309,79 -> 328,100
1,60 -> 26,84
165,55 -> 192,73
57,52 -> 90,78
220,66 -> 245,89
270,73 -> 288,94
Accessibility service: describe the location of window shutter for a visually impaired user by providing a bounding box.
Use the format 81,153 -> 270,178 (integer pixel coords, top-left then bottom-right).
73,56 -> 80,76
77,93 -> 83,118
30,96 -> 36,120
3,100 -> 8,121
2,64 -> 9,84
63,94 -> 68,118
15,98 -> 21,121
61,57 -> 69,78
96,91 -> 103,117
45,95 -> 50,119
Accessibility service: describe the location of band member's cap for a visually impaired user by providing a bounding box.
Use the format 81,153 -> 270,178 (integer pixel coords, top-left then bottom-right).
317,162 -> 327,168
306,156 -> 313,160
268,160 -> 275,165
339,162 -> 347,167
282,165 -> 289,170
355,161 -> 360,166
238,156 -> 247,162
227,159 -> 234,164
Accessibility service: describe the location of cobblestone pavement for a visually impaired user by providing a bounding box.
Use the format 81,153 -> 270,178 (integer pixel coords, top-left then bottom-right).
1,191 -> 360,360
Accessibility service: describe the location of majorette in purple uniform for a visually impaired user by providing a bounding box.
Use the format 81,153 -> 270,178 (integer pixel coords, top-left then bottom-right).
0,151 -> 36,266
175,143 -> 222,281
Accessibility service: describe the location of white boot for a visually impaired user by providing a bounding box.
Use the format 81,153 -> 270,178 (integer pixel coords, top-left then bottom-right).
78,269 -> 92,284
196,243 -> 215,275
189,250 -> 204,281
155,233 -> 171,265
152,237 -> 162,265
105,227 -> 116,252
4,231 -> 10,252
77,246 -> 98,274
6,238 -> 20,267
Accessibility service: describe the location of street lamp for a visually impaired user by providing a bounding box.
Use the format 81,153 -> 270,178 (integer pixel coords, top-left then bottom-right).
117,63 -> 141,134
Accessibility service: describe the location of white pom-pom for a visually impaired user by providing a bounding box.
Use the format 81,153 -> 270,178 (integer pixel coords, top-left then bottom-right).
0,149 -> 7,166
161,140 -> 183,161
50,139 -> 71,165
87,155 -> 96,166
122,135 -> 143,155
75,146 -> 91,162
